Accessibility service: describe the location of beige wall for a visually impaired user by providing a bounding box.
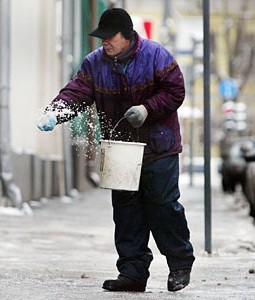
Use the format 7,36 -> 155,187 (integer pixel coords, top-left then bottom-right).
10,0 -> 63,156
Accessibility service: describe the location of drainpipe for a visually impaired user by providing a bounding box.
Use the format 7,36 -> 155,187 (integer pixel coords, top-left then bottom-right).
163,0 -> 171,26
73,0 -> 82,69
0,0 -> 23,209
61,0 -> 74,197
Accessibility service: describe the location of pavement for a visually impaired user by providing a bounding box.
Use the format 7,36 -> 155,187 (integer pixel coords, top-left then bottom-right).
0,172 -> 255,300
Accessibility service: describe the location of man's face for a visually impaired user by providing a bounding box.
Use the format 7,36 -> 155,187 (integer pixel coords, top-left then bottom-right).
101,32 -> 130,57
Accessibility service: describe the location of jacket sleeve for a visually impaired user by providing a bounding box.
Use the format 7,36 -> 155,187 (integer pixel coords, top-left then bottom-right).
143,46 -> 185,119
46,58 -> 95,124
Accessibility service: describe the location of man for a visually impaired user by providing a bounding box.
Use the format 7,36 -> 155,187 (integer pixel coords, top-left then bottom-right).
37,8 -> 195,293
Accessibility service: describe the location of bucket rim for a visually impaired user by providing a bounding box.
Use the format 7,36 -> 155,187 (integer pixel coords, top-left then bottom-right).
100,139 -> 146,146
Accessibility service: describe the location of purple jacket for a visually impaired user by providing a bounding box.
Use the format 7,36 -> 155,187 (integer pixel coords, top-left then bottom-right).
50,33 -> 185,164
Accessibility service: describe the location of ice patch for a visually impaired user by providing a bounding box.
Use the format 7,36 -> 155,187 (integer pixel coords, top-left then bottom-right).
0,203 -> 33,216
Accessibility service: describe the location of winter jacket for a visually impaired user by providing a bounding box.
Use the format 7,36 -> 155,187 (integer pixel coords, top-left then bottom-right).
49,33 -> 185,164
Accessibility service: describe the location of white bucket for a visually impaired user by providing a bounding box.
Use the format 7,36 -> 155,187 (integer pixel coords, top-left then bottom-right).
99,140 -> 146,191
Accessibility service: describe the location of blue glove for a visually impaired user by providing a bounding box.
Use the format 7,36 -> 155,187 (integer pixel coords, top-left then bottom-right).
37,113 -> 57,131
124,105 -> 148,128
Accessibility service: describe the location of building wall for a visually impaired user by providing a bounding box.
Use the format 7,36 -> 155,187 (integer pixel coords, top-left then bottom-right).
10,0 -> 63,156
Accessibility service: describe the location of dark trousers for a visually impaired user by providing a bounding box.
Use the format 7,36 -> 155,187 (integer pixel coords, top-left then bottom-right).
112,154 -> 195,285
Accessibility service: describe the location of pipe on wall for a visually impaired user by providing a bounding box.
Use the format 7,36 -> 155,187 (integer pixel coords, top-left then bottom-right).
0,0 -> 23,209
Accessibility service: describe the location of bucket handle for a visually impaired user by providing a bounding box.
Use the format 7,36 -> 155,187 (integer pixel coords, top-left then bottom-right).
109,116 -> 140,142
109,116 -> 126,140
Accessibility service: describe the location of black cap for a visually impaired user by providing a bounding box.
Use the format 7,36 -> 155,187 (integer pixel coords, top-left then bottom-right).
89,8 -> 133,40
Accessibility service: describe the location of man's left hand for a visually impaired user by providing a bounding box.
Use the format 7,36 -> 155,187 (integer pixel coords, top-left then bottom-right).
124,105 -> 148,128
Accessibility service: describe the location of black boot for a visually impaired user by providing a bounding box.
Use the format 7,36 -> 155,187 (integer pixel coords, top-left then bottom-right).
167,269 -> 191,292
102,275 -> 146,292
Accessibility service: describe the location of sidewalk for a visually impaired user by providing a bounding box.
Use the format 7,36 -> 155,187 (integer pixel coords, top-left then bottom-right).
0,173 -> 255,300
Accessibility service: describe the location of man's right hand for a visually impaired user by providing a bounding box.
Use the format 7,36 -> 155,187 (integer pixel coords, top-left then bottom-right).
37,112 -> 57,131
